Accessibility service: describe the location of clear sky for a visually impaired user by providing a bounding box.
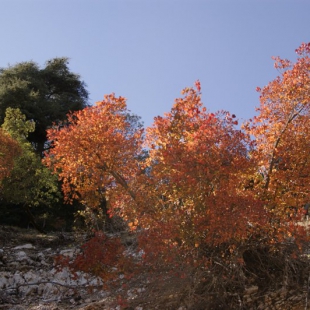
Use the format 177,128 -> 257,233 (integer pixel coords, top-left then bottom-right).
0,0 -> 309,128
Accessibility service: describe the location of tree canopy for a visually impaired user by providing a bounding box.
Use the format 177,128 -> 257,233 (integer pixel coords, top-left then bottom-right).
0,57 -> 89,155
45,42 -> 310,264
3,43 -> 310,308
244,42 -> 310,223
44,94 -> 144,210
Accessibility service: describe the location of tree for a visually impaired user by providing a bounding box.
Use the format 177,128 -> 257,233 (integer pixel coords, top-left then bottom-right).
0,58 -> 89,155
1,108 -> 60,232
44,94 -> 144,228
45,84 -> 265,261
144,84 -> 265,247
46,46 -> 310,309
244,42 -> 310,225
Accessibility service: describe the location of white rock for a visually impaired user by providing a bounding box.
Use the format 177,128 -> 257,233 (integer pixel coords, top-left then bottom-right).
23,270 -> 38,282
13,243 -> 34,250
59,249 -> 77,258
15,250 -> 29,261
37,251 -> 45,258
24,285 -> 38,296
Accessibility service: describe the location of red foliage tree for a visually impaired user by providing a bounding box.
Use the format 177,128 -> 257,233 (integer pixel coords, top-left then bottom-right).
44,93 -> 144,214
45,83 -> 266,271
244,43 -> 310,223
141,83 -> 266,266
45,43 -> 310,309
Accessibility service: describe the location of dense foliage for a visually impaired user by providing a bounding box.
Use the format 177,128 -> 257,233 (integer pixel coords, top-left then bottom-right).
0,108 -> 60,232
44,43 -> 310,307
0,58 -> 89,155
2,43 -> 310,308
0,57 -> 89,230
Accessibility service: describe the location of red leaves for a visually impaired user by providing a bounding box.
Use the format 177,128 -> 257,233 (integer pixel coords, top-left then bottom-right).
295,42 -> 310,55
55,232 -> 126,280
144,84 -> 263,249
272,56 -> 291,69
73,232 -> 125,277
246,43 -> 310,241
45,59 -> 310,285
195,79 -> 201,92
44,94 -> 144,209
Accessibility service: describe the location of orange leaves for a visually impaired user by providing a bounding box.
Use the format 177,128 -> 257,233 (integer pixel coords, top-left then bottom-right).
295,42 -> 310,55
55,232 -> 126,280
195,79 -> 201,92
44,61 -> 310,279
44,94 -> 144,209
245,43 -> 310,236
144,84 -> 263,247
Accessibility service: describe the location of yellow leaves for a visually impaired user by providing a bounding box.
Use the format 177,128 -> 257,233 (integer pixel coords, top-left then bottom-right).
128,219 -> 139,231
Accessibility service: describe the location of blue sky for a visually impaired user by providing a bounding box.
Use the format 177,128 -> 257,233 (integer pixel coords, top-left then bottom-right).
0,0 -> 309,128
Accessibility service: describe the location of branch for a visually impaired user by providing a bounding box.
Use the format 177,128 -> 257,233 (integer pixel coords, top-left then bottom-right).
264,105 -> 306,190
109,170 -> 136,200
100,160 -> 137,201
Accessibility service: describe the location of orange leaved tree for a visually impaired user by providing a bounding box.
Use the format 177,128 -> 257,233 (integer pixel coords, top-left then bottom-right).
44,93 -> 145,277
244,43 -> 310,231
140,83 -> 266,267
44,45 -> 310,308
44,93 -> 144,215
44,83 -> 270,310
45,84 -> 266,268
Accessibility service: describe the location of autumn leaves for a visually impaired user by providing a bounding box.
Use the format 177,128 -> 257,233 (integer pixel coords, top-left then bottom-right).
44,43 -> 310,269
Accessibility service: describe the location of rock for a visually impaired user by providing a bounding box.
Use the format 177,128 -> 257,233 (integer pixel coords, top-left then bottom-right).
59,249 -> 79,258
13,244 -> 34,250
0,227 -> 108,309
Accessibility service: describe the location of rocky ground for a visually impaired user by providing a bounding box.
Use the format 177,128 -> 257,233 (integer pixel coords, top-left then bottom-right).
0,225 -> 310,310
0,226 -> 124,310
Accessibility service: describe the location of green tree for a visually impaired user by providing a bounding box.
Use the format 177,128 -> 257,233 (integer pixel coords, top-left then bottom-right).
0,58 -> 89,155
1,108 -> 60,232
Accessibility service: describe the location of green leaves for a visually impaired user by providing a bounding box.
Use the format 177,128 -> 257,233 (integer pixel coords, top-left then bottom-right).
1,108 -> 60,208
0,58 -> 88,155
2,107 -> 35,140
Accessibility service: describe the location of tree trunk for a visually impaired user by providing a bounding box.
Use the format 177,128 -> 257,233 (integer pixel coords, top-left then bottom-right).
23,204 -> 46,234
